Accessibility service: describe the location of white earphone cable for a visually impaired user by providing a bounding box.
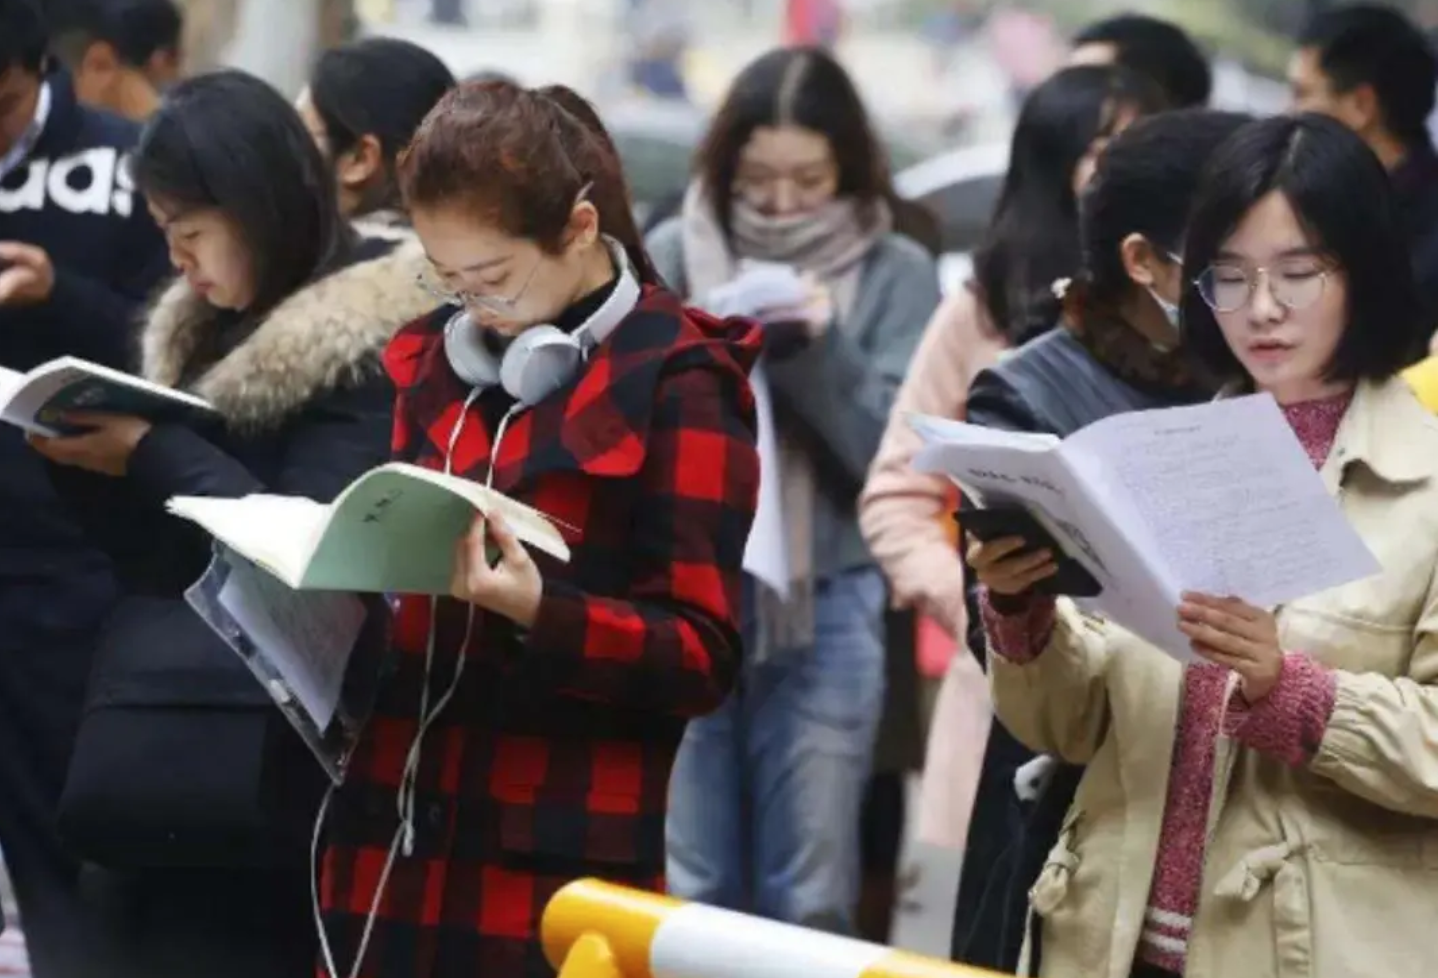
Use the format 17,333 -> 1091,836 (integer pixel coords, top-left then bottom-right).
314,389 -> 522,978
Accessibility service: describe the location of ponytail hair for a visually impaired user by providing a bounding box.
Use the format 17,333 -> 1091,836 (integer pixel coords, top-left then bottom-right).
397,79 -> 658,284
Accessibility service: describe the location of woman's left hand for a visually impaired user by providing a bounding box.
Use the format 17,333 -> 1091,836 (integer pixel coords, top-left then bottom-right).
28,413 -> 152,476
450,512 -> 542,628
1178,592 -> 1284,702
798,276 -> 835,337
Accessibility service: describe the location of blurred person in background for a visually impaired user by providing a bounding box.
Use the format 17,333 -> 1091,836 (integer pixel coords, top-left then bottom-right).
31,69 -> 434,977
0,1 -> 168,972
296,36 -> 455,235
860,61 -> 1165,866
948,107 -> 1253,975
648,45 -> 938,934
784,0 -> 845,50
1290,3 -> 1438,346
50,0 -> 182,122
1070,13 -> 1212,109
972,112 -> 1438,978
985,3 -> 1066,103
430,0 -> 465,27
624,0 -> 691,102
317,78 -> 760,978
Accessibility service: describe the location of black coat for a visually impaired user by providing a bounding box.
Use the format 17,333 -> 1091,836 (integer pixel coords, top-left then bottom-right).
949,327 -> 1205,975
0,69 -> 170,646
48,235 -> 437,978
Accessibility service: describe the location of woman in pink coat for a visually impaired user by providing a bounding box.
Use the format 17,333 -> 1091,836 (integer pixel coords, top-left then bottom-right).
859,64 -> 1163,849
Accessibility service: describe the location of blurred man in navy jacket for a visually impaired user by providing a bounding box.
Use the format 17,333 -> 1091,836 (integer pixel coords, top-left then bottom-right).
0,1 -> 168,973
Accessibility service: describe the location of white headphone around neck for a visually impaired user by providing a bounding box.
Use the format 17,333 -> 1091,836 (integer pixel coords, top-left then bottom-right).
443,235 -> 641,406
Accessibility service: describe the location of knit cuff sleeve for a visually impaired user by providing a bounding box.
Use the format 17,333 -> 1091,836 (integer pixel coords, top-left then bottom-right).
979,587 -> 1057,664
1224,653 -> 1338,767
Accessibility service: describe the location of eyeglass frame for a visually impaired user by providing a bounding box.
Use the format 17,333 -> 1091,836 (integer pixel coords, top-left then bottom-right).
419,254 -> 543,315
1192,259 -> 1335,315
416,181 -> 595,314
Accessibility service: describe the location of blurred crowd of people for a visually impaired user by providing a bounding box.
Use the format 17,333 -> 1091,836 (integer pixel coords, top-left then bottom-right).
0,1 -> 1437,978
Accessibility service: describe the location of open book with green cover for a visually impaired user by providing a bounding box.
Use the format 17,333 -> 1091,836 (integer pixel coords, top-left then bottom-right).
0,356 -> 217,437
167,462 -> 571,595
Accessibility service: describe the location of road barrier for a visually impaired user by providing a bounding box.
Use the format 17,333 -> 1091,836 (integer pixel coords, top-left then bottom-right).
541,879 -> 1013,978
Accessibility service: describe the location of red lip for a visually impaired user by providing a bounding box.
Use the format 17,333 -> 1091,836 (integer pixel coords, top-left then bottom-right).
1248,340 -> 1293,362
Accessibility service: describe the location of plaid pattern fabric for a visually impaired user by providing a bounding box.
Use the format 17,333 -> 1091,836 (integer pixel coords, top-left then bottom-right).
319,287 -> 761,978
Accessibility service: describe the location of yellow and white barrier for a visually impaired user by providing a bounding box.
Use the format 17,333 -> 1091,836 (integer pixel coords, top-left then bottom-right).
542,879 -> 1013,978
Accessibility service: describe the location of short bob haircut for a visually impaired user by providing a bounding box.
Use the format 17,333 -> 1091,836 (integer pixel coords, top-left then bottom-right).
1181,113 -> 1426,386
694,46 -> 893,238
131,70 -> 353,318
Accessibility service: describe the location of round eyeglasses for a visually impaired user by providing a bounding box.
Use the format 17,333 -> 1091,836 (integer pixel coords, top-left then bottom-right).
417,254 -> 542,315
1195,259 -> 1331,314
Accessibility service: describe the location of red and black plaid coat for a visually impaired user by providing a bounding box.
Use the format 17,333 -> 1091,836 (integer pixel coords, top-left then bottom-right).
318,286 -> 761,978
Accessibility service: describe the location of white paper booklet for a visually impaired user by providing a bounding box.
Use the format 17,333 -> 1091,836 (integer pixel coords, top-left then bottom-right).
168,462 -> 571,595
910,394 -> 1380,661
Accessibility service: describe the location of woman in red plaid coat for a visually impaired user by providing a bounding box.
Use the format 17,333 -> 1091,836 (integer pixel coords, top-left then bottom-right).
316,80 -> 762,978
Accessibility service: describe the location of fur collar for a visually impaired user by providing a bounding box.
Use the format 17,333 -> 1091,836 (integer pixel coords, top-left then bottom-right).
140,239 -> 435,432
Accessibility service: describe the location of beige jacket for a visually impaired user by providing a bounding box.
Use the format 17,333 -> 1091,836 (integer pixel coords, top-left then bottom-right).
859,287 -> 1008,635
992,376 -> 1438,978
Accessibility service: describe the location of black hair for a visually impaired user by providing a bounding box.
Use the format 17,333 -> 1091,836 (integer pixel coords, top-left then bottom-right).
1073,13 -> 1211,109
695,46 -> 894,238
1182,113 -> 1425,386
310,38 -> 455,213
464,69 -> 517,86
51,0 -> 181,70
132,70 -> 353,317
1080,108 -> 1253,306
0,0 -> 47,75
974,63 -> 1166,344
1299,3 -> 1437,147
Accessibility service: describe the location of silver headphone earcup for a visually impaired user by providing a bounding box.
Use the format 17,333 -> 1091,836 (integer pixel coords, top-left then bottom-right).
500,326 -> 584,406
442,310 -> 502,388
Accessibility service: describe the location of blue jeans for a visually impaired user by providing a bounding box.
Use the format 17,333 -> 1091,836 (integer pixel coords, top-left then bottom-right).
666,568 -> 887,933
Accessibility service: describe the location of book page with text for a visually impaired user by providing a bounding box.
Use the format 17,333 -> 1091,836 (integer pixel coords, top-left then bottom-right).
910,417 -> 1152,610
1063,395 -> 1380,610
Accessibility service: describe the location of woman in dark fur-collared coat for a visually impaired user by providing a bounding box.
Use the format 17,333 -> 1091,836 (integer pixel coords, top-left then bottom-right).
32,72 -> 435,978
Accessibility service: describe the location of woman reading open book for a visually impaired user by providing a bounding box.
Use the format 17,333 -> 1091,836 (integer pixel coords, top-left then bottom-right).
317,80 -> 761,978
27,71 -> 435,976
967,114 -> 1438,978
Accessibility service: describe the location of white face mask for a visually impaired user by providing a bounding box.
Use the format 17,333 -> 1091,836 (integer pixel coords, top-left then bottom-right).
1146,250 -> 1186,339
1148,287 -> 1181,329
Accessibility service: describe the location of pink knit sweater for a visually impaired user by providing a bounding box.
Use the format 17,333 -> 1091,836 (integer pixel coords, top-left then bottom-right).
981,392 -> 1350,975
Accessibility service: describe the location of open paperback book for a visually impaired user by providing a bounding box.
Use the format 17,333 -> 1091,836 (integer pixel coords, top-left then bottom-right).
909,394 -> 1380,661
168,461 -> 571,595
0,356 -> 217,437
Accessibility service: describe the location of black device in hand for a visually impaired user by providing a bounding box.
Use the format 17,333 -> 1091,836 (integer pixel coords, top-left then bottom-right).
957,499 -> 1103,598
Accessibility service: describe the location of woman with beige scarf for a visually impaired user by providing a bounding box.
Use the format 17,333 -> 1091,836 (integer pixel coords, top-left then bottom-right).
646,45 -> 938,934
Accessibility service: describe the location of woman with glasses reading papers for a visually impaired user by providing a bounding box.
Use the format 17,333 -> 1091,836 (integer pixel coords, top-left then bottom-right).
967,113 -> 1438,978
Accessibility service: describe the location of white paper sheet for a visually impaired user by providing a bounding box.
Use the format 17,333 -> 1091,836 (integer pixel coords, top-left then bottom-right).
742,362 -> 790,597
1062,395 -> 1382,607
910,395 -> 1381,662
215,556 -> 367,729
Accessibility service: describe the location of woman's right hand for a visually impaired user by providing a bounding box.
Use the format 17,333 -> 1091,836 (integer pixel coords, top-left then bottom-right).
964,536 -> 1057,597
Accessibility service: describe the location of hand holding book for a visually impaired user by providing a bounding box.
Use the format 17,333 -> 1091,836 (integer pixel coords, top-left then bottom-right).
28,411 -> 152,476
450,511 -> 542,627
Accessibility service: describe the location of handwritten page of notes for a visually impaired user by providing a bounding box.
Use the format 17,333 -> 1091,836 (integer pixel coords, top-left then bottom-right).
214,552 -> 367,729
1064,395 -> 1381,608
